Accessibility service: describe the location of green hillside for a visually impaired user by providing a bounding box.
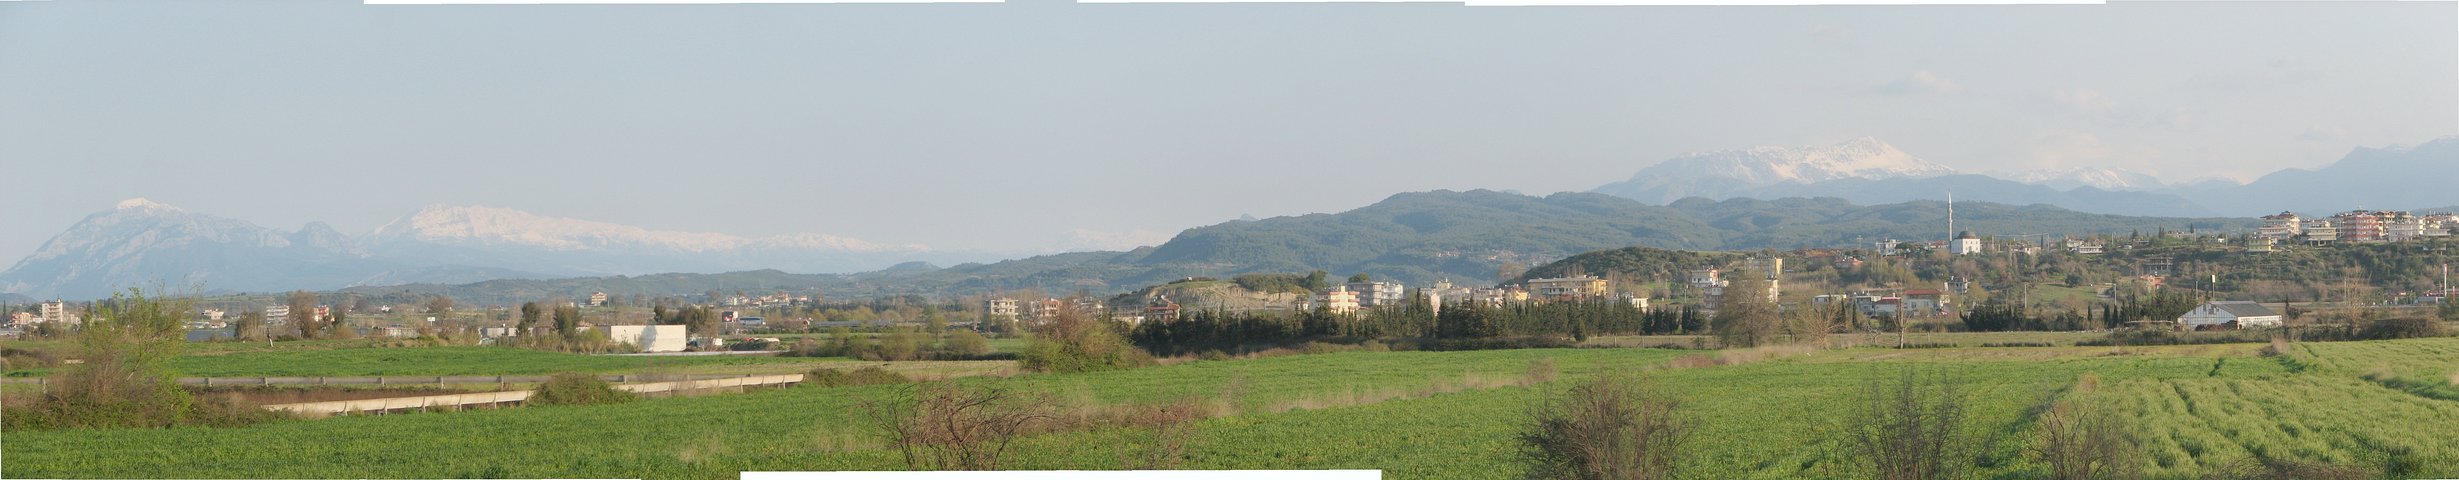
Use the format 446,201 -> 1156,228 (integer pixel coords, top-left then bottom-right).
338,190 -> 2257,304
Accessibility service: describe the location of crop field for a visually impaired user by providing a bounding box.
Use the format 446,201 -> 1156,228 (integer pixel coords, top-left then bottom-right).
5,338 -> 2457,479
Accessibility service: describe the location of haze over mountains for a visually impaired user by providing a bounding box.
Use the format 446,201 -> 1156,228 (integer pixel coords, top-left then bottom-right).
1591,136 -> 2458,218
86,191 -> 2252,306
0,200 -> 1010,300
6,136 -> 2447,302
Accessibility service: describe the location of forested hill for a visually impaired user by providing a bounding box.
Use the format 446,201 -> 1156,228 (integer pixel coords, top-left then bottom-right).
332,190 -> 2256,304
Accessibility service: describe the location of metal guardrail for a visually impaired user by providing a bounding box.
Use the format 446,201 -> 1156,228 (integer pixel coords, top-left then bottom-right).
258,374 -> 805,417
0,373 -> 769,385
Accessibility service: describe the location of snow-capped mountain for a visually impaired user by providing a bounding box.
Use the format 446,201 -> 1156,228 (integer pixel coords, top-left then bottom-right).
1592,138 -> 2220,217
1595,138 -> 1956,203
0,201 -> 993,300
366,205 -> 925,254
2002,167 -> 2168,192
0,199 -> 394,299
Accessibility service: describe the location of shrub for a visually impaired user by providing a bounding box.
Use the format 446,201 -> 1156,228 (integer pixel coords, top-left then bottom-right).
807,366 -> 911,388
1518,373 -> 1689,480
2032,379 -> 2139,480
941,329 -> 994,357
1019,308 -> 1152,374
2357,316 -> 2442,340
1850,369 -> 1969,480
2,288 -> 287,430
529,372 -> 635,406
1117,396 -> 1210,470
860,380 -> 1058,470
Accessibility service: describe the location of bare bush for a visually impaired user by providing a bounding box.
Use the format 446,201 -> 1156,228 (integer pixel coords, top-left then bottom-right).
2031,376 -> 2139,480
1116,397 -> 1211,470
1526,358 -> 1560,385
1850,369 -> 1969,480
861,380 -> 1059,470
1518,373 -> 1689,480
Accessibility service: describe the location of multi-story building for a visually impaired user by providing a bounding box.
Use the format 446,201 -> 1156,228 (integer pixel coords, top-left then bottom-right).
588,292 -> 610,306
2259,212 -> 2302,240
984,298 -> 1020,321
2386,211 -> 2426,242
1031,298 -> 1067,322
1316,286 -> 1361,314
2333,210 -> 2387,243
1526,275 -> 1608,300
2302,219 -> 2339,244
1143,295 -> 1182,323
39,300 -> 66,323
2425,214 -> 2459,238
1345,281 -> 1407,307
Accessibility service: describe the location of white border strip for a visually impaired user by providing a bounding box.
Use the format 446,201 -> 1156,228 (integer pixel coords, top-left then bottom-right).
744,472 -> 1383,479
1467,0 -> 2100,5
366,0 -> 1002,4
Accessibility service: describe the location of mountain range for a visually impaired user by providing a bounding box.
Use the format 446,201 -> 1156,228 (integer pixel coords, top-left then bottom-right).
0,200 -> 1008,300
8,135 -> 2446,302
1591,136 -> 2459,218
328,191 -> 2252,306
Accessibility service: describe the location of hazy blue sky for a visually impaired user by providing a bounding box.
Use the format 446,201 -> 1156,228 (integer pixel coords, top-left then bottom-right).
3,0 -> 2452,262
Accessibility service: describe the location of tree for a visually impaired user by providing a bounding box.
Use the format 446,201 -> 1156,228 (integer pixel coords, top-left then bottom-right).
1301,271 -> 1330,291
1712,273 -> 1780,348
553,304 -> 581,339
1348,273 -> 1373,284
232,309 -> 265,342
424,296 -> 454,315
329,308 -> 355,339
519,302 -> 544,332
942,329 -> 993,357
880,329 -> 922,361
286,290 -> 319,339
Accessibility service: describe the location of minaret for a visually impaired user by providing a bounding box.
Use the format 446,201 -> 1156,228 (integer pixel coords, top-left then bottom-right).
1946,192 -> 1955,242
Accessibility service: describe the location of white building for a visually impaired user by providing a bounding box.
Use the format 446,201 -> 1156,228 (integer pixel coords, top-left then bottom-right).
1345,281 -> 1407,307
2258,212 -> 2303,241
2177,301 -> 2283,329
607,325 -> 688,352
1949,231 -> 1983,255
1315,286 -> 1361,314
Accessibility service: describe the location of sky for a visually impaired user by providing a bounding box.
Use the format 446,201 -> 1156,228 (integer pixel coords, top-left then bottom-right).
2,0 -> 2453,264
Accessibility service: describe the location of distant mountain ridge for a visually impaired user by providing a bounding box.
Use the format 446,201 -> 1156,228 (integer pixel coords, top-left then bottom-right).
0,200 -> 1002,300
337,191 -> 2256,305
2174,136 -> 2459,216
1592,136 -> 2458,218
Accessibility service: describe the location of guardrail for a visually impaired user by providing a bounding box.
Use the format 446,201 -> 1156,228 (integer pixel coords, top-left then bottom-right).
259,374 -> 806,417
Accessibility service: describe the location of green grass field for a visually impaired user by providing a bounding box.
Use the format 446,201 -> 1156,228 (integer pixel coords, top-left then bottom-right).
5,339 -> 2457,479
